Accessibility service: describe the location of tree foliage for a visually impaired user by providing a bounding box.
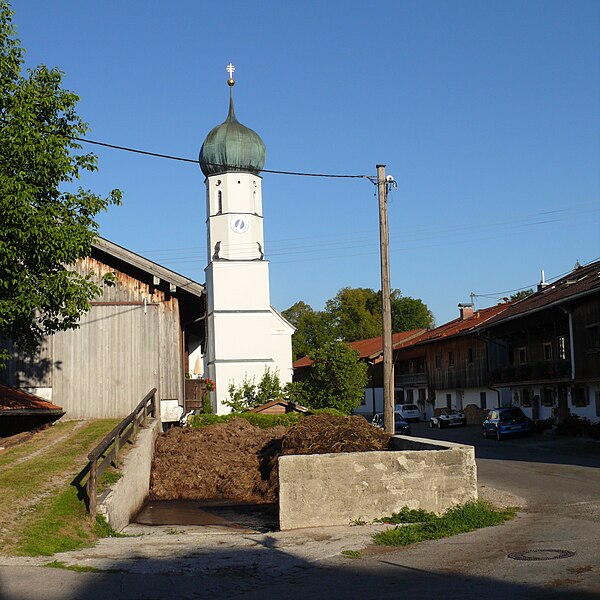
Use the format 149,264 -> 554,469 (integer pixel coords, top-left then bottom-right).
225,368 -> 285,413
510,289 -> 534,301
302,341 -> 368,414
0,2 -> 121,358
284,288 -> 434,360
326,288 -> 381,342
282,301 -> 333,361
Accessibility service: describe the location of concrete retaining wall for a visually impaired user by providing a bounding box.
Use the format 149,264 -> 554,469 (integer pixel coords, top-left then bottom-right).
98,418 -> 159,532
278,435 -> 477,530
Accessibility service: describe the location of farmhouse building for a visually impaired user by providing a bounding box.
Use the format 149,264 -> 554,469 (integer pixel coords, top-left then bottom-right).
393,302 -> 514,420
481,260 -> 600,423
1,237 -> 205,419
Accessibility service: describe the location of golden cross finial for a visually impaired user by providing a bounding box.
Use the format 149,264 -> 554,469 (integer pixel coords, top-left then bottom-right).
226,63 -> 235,87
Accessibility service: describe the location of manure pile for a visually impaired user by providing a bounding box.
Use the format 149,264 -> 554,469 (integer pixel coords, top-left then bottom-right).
150,414 -> 391,503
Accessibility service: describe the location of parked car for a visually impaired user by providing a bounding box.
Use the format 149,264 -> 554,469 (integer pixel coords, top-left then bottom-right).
482,407 -> 533,440
395,403 -> 420,422
430,409 -> 466,428
372,412 -> 411,435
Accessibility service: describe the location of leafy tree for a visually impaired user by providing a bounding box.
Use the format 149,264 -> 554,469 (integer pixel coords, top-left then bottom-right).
226,368 -> 285,412
0,2 -> 121,361
510,289 -> 534,301
303,341 -> 368,414
389,291 -> 435,331
284,288 -> 434,361
282,301 -> 333,361
326,287 -> 382,342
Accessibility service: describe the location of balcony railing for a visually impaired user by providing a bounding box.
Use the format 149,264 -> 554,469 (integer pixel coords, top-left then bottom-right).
395,373 -> 427,386
490,360 -> 571,384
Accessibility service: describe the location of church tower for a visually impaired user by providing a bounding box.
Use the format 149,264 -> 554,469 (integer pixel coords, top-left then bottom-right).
199,65 -> 294,414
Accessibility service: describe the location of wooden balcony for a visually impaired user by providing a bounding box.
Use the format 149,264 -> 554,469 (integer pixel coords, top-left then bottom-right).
490,360 -> 571,385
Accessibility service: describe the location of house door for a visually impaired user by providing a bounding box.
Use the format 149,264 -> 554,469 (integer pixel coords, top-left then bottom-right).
557,385 -> 568,423
456,390 -> 464,410
531,392 -> 539,422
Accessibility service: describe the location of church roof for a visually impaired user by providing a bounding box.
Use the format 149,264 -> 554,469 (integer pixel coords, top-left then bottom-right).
199,80 -> 266,177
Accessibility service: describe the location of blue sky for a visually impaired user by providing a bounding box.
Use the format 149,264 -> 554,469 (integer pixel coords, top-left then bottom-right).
14,0 -> 600,325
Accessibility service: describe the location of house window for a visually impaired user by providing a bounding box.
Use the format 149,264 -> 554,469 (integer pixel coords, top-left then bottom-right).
480,391 -> 487,409
446,393 -> 452,409
408,360 -> 416,374
518,347 -> 527,365
406,389 -> 414,402
467,347 -> 474,364
571,386 -> 588,407
448,351 -> 454,367
542,387 -> 554,407
395,389 -> 405,404
557,336 -> 566,360
217,190 -> 223,214
543,342 -> 552,361
418,388 -> 426,406
435,354 -> 441,369
522,389 -> 532,407
587,324 -> 600,353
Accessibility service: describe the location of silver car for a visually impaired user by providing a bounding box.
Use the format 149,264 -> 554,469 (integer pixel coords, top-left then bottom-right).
395,403 -> 420,422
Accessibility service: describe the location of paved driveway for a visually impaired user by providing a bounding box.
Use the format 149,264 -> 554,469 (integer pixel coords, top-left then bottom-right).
0,425 -> 599,599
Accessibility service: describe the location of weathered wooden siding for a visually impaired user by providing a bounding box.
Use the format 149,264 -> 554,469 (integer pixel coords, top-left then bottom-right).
572,295 -> 600,380
3,256 -> 190,419
52,304 -> 160,418
158,299 -> 184,402
0,336 -> 53,389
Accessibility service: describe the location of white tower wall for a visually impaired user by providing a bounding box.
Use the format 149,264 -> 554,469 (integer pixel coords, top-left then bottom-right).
203,171 -> 294,414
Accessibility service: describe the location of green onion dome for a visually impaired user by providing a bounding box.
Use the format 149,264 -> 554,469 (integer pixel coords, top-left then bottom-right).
199,87 -> 266,177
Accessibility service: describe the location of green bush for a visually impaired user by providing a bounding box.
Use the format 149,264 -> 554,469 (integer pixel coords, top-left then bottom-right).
188,412 -> 302,429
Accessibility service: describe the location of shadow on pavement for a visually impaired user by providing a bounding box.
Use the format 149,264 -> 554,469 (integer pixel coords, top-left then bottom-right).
410,423 -> 600,469
0,538 -> 598,600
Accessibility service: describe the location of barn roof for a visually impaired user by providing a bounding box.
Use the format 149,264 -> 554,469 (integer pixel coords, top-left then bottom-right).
481,260 -> 600,328
293,329 -> 426,368
92,237 -> 204,298
412,303 -> 513,345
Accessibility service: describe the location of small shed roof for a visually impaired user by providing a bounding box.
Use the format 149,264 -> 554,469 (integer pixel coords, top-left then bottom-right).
0,384 -> 64,415
248,399 -> 310,414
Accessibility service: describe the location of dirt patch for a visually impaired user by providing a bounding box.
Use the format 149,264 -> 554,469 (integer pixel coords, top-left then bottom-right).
150,414 -> 391,503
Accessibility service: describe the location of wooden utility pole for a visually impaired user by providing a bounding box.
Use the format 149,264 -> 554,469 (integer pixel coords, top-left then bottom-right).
377,164 -> 394,435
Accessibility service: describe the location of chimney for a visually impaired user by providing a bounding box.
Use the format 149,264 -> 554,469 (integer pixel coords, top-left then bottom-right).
537,269 -> 548,292
458,303 -> 474,320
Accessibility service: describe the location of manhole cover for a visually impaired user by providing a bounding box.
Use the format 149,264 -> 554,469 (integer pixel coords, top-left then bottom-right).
508,549 -> 576,561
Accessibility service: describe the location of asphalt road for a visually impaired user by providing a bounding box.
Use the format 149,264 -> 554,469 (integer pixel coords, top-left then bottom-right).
1,424 -> 599,599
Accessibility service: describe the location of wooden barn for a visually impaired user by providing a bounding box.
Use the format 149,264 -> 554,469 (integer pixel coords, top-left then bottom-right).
1,238 -> 205,419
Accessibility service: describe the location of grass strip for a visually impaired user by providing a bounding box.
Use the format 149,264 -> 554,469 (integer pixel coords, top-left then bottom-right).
45,561 -> 104,573
0,421 -> 81,469
0,419 -> 119,555
0,420 -> 118,511
372,500 -> 518,547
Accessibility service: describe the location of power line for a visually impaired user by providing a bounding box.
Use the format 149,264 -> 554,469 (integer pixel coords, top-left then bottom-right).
71,136 -> 374,180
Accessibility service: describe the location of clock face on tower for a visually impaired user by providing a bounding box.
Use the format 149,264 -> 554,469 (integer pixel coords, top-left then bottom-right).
230,216 -> 249,234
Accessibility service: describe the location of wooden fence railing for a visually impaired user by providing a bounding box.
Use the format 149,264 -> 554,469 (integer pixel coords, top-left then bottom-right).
75,388 -> 158,517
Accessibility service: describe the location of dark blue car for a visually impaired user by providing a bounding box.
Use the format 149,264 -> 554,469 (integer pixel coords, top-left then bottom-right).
372,413 -> 411,435
482,407 -> 533,440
